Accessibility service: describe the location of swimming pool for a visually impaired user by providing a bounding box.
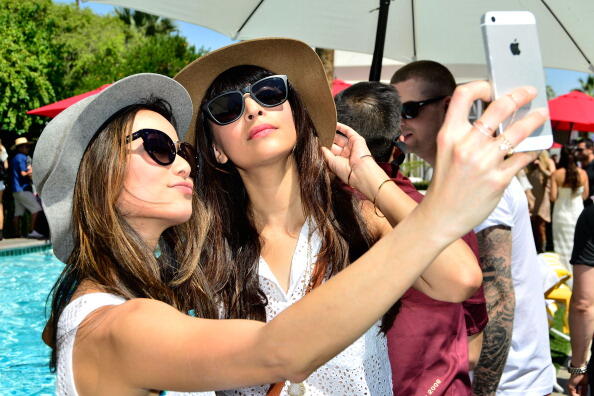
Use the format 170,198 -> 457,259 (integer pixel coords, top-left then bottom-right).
0,246 -> 62,395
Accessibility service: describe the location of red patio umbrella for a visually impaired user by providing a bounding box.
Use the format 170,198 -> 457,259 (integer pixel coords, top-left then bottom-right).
332,79 -> 351,97
548,90 -> 594,132
27,84 -> 112,118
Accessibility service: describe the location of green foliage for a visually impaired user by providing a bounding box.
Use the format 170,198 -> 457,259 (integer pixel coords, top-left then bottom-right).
50,5 -> 133,95
549,304 -> 570,369
546,85 -> 556,100
412,180 -> 430,191
0,0 -> 56,133
399,159 -> 426,177
577,74 -> 594,96
0,0 -> 205,135
115,8 -> 177,36
119,34 -> 207,77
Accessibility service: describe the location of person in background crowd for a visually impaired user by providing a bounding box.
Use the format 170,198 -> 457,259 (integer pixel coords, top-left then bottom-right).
576,138 -> 594,207
567,205 -> 594,396
516,168 -> 535,212
527,150 -> 556,253
10,137 -> 43,239
335,81 -> 487,396
0,139 -> 8,240
391,60 -> 555,396
551,147 -> 589,269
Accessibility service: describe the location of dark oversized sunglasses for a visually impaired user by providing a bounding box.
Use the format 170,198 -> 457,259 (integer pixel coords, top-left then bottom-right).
203,75 -> 289,125
401,96 -> 446,120
127,128 -> 198,175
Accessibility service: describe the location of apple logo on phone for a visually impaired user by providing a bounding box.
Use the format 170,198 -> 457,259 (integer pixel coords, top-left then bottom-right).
510,39 -> 521,55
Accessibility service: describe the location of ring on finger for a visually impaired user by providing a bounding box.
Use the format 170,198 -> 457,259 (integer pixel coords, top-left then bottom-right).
473,120 -> 495,138
497,134 -> 515,156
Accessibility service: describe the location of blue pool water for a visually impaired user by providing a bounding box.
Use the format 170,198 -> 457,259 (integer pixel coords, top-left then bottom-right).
0,247 -> 63,395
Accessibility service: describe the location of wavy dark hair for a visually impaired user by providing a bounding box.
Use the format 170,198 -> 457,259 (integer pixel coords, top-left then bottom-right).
194,65 -> 377,321
558,147 -> 581,192
45,99 -> 217,371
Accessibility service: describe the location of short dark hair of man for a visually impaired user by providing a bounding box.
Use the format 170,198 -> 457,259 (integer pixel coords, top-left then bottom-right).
335,82 -> 401,163
578,138 -> 593,149
390,60 -> 457,98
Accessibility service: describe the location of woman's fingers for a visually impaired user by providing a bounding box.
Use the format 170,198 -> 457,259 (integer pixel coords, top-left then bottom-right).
496,107 -> 548,177
330,130 -> 349,156
477,86 -> 538,136
321,146 -> 350,183
426,80 -> 549,244
443,81 -> 493,127
336,122 -> 359,139
496,107 -> 548,150
334,123 -> 372,161
500,151 -> 539,178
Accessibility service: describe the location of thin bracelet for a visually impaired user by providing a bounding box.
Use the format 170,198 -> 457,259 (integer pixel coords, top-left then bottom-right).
347,154 -> 374,186
373,179 -> 392,218
347,169 -> 354,186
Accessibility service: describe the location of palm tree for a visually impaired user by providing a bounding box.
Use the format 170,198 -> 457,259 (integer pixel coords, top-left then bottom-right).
577,74 -> 594,96
315,48 -> 334,88
546,85 -> 556,100
115,8 -> 177,36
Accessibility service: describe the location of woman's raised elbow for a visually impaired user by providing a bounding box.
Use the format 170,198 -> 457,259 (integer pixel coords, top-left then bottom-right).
260,339 -> 319,384
449,266 -> 483,302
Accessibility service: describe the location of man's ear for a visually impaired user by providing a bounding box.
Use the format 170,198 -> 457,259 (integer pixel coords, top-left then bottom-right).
212,144 -> 229,164
444,96 -> 452,112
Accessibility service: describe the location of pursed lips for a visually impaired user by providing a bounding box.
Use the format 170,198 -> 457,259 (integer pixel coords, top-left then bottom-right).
171,181 -> 193,195
248,123 -> 277,140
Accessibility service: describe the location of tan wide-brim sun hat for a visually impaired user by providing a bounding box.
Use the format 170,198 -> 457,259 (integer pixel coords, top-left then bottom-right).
174,37 -> 337,148
11,137 -> 33,150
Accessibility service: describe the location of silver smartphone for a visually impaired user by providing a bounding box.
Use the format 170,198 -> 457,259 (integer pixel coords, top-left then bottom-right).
481,11 -> 552,152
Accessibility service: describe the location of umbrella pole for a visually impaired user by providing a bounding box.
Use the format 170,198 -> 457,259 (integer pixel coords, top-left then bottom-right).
369,0 -> 391,81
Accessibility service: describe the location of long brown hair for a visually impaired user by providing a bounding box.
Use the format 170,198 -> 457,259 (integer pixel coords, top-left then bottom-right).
195,66 -> 376,321
46,99 -> 217,371
558,147 -> 581,192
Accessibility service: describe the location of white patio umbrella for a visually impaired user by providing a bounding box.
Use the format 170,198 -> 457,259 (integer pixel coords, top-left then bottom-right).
86,0 -> 594,79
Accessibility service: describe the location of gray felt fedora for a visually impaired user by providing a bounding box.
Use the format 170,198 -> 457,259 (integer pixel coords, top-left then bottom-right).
32,73 -> 193,263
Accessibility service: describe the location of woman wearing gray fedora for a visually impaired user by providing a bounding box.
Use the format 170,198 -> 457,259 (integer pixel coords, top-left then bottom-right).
174,38 -> 547,395
36,61 -> 544,395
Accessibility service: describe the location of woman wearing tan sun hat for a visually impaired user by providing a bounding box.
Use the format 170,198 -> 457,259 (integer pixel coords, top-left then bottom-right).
175,37 -> 548,395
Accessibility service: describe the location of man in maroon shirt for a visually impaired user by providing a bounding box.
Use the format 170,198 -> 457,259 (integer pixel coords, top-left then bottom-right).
335,82 -> 487,396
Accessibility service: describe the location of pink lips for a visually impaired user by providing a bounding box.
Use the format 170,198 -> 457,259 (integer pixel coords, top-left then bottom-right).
172,181 -> 193,195
249,123 -> 277,140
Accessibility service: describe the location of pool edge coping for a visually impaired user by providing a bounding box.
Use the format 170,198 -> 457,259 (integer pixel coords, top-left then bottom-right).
0,242 -> 52,256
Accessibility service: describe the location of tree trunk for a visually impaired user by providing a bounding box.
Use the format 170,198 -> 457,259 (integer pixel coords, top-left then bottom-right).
315,48 -> 334,88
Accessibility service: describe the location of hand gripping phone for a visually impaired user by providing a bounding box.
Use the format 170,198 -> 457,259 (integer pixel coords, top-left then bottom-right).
481,11 -> 553,152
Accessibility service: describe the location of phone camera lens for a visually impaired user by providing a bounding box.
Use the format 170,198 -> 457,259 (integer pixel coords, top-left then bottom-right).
491,16 -> 496,22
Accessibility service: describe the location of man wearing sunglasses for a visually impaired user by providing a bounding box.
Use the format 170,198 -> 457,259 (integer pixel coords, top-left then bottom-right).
576,138 -> 594,207
391,61 -> 554,396
336,81 -> 487,396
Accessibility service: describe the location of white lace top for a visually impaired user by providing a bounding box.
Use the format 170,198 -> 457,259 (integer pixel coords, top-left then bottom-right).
220,219 -> 393,395
56,292 -> 214,396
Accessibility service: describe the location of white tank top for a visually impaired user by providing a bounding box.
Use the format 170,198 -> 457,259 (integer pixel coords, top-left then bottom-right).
221,219 -> 393,395
56,292 -> 214,396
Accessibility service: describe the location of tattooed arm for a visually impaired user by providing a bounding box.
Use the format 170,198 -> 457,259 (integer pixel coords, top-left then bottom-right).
472,225 -> 514,396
